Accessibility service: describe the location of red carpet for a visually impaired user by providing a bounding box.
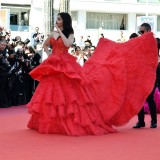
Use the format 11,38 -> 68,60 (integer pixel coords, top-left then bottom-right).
0,105 -> 160,160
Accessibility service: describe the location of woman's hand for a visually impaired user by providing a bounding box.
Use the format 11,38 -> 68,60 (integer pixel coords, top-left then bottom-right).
55,24 -> 61,33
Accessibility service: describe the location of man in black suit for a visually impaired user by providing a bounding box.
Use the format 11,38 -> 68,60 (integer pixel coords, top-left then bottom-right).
133,23 -> 159,129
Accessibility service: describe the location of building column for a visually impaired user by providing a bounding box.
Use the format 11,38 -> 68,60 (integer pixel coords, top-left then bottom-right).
0,9 -> 10,29
128,13 -> 137,34
76,10 -> 86,36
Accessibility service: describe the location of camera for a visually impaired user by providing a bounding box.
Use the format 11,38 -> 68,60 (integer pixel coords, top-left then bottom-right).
0,54 -> 11,69
23,38 -> 30,45
0,31 -> 6,37
14,48 -> 24,59
0,32 -> 3,36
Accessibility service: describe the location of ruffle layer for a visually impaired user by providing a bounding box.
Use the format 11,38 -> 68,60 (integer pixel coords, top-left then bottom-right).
27,75 -> 117,135
29,53 -> 88,84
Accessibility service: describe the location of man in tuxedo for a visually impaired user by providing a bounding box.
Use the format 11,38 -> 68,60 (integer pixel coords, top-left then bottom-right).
133,23 -> 159,129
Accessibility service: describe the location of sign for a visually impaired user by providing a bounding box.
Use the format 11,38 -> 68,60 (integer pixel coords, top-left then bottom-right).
137,16 -> 157,33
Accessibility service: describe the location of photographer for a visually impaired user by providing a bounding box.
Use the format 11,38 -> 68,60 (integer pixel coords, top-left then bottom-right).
0,39 -> 10,107
7,47 -> 28,106
0,26 -> 6,40
24,46 -> 41,102
0,39 -> 10,73
32,27 -> 43,49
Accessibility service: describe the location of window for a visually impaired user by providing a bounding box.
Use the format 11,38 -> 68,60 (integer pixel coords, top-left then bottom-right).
86,12 -> 127,30
157,16 -> 160,31
137,0 -> 160,3
71,11 -> 78,27
71,11 -> 78,21
10,14 -> 18,25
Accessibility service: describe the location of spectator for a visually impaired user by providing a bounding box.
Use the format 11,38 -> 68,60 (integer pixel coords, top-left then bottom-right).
84,35 -> 92,47
73,46 -> 85,66
100,33 -> 104,38
129,33 -> 138,39
32,27 -> 42,49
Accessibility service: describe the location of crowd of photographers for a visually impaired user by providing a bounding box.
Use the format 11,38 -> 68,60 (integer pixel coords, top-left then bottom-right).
0,26 -> 42,108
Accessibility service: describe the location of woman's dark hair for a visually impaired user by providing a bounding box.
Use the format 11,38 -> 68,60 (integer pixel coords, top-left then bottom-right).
75,46 -> 81,51
28,46 -> 36,54
58,12 -> 74,38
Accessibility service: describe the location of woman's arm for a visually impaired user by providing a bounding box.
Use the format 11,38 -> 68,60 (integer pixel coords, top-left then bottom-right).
55,25 -> 74,47
43,34 -> 52,56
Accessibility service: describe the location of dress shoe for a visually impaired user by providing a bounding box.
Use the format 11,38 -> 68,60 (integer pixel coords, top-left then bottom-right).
133,122 -> 145,128
150,123 -> 157,128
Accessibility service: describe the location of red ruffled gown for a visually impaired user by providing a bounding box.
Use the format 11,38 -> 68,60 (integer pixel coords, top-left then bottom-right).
27,33 -> 158,135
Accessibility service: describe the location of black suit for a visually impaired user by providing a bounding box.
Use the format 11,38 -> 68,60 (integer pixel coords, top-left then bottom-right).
138,85 -> 157,124
137,38 -> 160,124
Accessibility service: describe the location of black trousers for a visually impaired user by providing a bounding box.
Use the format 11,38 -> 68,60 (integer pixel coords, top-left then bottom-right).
0,74 -> 8,107
138,86 -> 157,123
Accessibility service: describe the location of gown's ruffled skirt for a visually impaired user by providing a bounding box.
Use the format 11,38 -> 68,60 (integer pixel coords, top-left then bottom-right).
27,33 -> 158,135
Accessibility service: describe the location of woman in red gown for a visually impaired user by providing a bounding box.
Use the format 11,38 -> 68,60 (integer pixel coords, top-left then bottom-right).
27,12 -> 158,136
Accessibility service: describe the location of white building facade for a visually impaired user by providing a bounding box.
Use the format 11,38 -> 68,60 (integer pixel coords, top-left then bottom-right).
1,0 -> 160,45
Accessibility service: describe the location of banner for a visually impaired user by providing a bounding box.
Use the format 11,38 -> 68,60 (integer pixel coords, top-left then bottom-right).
0,9 -> 10,29
137,16 -> 157,34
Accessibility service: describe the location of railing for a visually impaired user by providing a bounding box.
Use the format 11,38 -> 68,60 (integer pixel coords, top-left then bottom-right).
10,25 -> 34,32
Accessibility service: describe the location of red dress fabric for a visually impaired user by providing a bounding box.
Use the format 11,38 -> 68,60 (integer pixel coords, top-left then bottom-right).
83,32 -> 158,126
27,33 -> 158,135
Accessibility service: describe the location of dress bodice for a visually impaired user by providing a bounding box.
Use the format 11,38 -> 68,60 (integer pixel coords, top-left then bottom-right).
50,37 -> 69,54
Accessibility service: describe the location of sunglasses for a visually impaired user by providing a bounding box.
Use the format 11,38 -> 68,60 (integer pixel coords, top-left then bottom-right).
138,30 -> 145,35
